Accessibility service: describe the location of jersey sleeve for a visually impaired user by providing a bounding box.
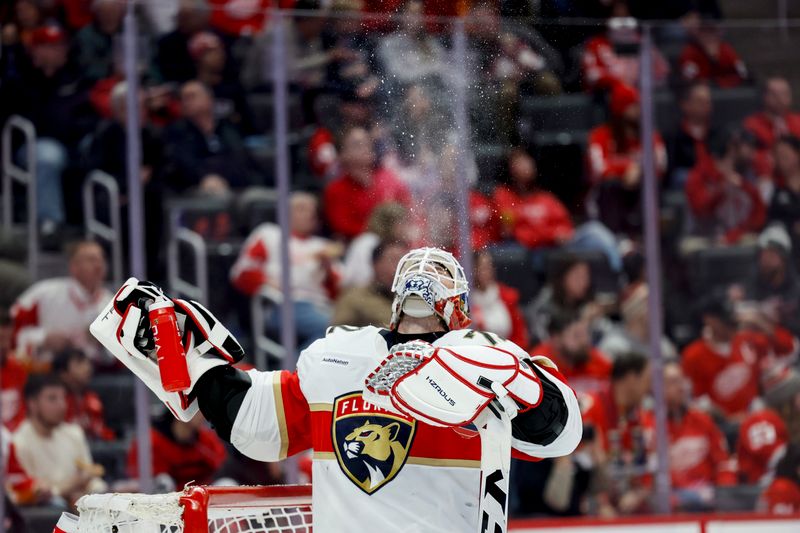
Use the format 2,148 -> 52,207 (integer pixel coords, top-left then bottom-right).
229,369 -> 312,462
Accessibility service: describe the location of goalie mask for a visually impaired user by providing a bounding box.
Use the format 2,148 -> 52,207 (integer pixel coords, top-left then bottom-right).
389,247 -> 471,331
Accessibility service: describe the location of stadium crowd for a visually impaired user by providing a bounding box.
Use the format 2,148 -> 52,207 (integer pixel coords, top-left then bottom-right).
2,0 -> 800,528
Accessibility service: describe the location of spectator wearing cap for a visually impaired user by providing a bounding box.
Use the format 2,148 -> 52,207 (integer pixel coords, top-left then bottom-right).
642,360 -> 736,512
11,240 -> 111,368
127,410 -> 226,490
53,349 -> 114,441
580,3 -> 669,94
588,83 -> 667,235
739,225 -> 800,336
1,308 -> 27,431
598,283 -> 678,361
678,17 -> 747,88
470,250 -> 529,349
769,135 -> 800,259
0,24 -> 96,240
744,77 -> 800,178
324,126 -> 410,240
340,203 -> 409,290
685,127 -> 766,244
13,374 -> 107,507
667,81 -> 715,188
153,0 -> 212,84
163,80 -> 264,194
529,309 -> 610,396
72,0 -> 125,82
332,241 -> 408,328
189,30 -> 255,135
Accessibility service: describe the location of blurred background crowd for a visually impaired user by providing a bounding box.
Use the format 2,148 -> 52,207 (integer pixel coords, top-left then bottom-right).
2,0 -> 800,529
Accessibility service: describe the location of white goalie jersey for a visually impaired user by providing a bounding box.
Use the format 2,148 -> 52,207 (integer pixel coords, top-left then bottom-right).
229,326 -> 582,533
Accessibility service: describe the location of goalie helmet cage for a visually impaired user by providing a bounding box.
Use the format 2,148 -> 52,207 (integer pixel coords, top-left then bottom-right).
75,484 -> 312,533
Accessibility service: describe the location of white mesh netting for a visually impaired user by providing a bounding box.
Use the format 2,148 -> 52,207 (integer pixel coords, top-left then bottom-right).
76,488 -> 312,533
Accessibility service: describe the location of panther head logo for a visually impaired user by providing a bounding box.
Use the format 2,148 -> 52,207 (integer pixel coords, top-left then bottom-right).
342,420 -> 406,492
333,393 -> 416,494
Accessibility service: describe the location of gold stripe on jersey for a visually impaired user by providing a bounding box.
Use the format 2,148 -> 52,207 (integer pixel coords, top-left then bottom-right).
272,372 -> 289,459
309,402 -> 333,412
405,457 -> 481,468
314,451 -> 336,460
313,451 -> 479,469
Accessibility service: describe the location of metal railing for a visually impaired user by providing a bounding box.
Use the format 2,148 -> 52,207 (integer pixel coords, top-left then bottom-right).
250,286 -> 287,370
167,227 -> 208,304
83,170 -> 123,287
1,115 -> 38,277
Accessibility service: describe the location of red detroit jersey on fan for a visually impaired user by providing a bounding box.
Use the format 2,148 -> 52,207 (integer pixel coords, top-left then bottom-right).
88,248 -> 582,533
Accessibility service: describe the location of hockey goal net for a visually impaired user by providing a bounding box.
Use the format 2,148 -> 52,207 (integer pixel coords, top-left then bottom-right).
75,485 -> 312,533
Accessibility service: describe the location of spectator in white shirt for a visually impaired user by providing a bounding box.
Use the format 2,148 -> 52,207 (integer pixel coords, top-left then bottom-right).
13,374 -> 106,507
11,241 -> 111,369
340,202 -> 409,289
231,192 -> 343,350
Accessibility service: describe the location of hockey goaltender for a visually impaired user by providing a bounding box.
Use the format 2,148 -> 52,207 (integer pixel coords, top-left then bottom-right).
88,247 -> 581,532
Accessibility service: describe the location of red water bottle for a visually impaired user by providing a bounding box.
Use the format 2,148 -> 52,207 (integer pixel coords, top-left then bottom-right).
149,297 -> 191,393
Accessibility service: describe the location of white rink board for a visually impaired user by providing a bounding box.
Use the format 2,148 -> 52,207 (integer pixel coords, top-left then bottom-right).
706,519 -> 800,533
512,523 -> 699,533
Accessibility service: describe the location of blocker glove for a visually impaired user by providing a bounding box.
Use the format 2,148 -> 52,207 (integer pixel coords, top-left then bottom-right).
90,277 -> 244,421
364,341 -> 542,427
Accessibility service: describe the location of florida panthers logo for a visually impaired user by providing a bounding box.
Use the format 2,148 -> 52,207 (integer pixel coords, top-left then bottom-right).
333,392 -> 416,494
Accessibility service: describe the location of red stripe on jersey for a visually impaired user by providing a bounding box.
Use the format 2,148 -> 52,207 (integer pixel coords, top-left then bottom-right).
279,371 -> 313,456
309,410 -> 482,461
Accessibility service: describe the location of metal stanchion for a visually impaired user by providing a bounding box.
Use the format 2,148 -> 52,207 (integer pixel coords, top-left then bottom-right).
639,25 -> 671,515
167,226 -> 209,303
2,115 -> 38,278
122,0 -> 152,493
83,170 -> 123,286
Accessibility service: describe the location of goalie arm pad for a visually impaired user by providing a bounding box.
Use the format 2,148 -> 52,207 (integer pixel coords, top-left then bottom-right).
194,365 -> 252,442
511,362 -> 582,460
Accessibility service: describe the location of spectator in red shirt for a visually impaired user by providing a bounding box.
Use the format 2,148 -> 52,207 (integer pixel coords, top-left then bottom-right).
52,349 -> 114,441
530,309 -> 611,396
581,352 -> 651,516
128,410 -> 227,490
685,127 -> 766,244
470,250 -> 529,349
580,6 -> 669,94
644,361 -> 736,512
678,18 -> 747,89
681,296 -> 762,423
738,409 -> 788,485
744,77 -> 800,178
494,148 -> 574,249
0,308 -> 26,431
324,126 -> 410,240
668,81 -> 715,188
759,445 -> 800,514
470,191 -> 501,251
588,83 -> 667,235
495,148 -> 621,269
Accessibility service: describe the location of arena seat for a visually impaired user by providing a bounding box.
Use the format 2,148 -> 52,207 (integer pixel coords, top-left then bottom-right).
19,506 -> 63,533
488,245 -> 541,306
531,131 -> 589,212
684,245 -> 758,295
715,484 -> 761,512
235,187 -> 279,235
519,93 -> 599,132
91,373 -> 137,436
90,438 -> 131,482
711,86 -> 761,129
